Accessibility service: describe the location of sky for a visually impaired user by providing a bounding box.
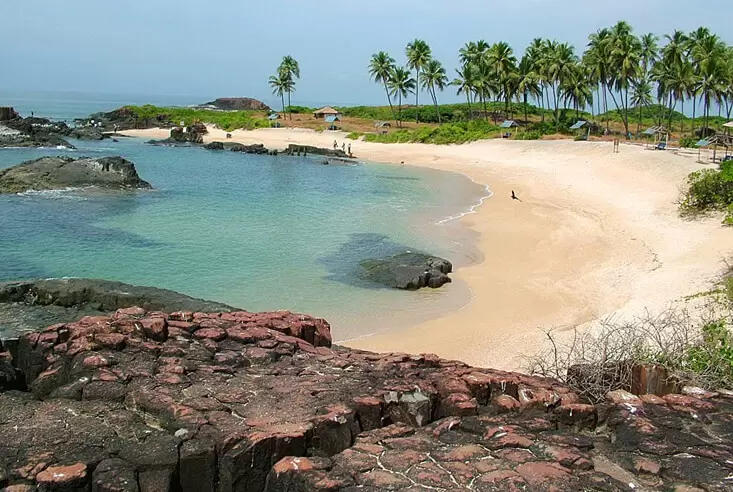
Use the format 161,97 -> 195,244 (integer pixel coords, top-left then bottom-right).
2,1 -> 733,108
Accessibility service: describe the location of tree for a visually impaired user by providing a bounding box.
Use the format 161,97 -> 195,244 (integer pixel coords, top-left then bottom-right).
453,63 -> 478,119
691,33 -> 728,133
562,64 -> 593,120
488,42 -> 518,116
630,78 -> 653,135
543,41 -> 579,129
585,28 -> 613,131
608,23 -> 642,138
369,51 -> 398,123
405,39 -> 432,123
421,59 -> 449,123
278,56 -> 300,120
526,38 -> 548,122
516,54 -> 541,124
268,71 -> 293,116
387,67 -> 416,128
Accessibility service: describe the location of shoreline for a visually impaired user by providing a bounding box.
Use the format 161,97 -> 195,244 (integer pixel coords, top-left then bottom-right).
121,126 -> 733,371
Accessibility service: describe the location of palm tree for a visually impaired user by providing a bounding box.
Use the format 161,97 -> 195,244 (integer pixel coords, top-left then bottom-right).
516,54 -> 541,124
268,71 -> 293,116
453,64 -> 478,119
562,64 -> 593,120
405,39 -> 432,123
387,67 -> 416,128
488,42 -> 518,116
608,23 -> 642,138
278,56 -> 300,120
421,59 -> 449,123
692,34 -> 728,133
640,33 -> 659,77
543,41 -> 579,128
631,78 -> 653,135
369,51 -> 398,123
526,38 -> 548,122
585,28 -> 613,131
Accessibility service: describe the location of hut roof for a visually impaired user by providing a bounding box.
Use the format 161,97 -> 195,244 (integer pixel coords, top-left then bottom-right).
267,113 -> 281,120
375,121 -> 391,128
569,120 -> 587,130
723,121 -> 733,129
499,120 -> 518,128
642,126 -> 668,135
314,106 -> 340,115
325,115 -> 341,123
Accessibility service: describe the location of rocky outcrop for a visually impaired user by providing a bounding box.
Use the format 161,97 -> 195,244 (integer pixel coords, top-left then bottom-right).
201,98 -> 271,111
285,144 -> 350,158
1,309 -> 731,491
67,126 -> 105,140
149,124 -> 208,146
0,107 -> 20,121
0,156 -> 152,194
0,278 -> 236,340
360,252 -> 453,290
0,116 -> 74,149
80,107 -> 171,132
203,141 -> 270,154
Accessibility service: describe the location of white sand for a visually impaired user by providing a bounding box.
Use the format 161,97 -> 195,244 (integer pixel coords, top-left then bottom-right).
122,126 -> 733,370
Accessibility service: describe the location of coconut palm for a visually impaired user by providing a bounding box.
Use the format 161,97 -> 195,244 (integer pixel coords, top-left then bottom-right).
631,78 -> 653,135
406,39 -> 433,123
585,28 -> 613,130
543,41 -> 579,128
516,54 -> 541,124
640,33 -> 659,76
453,64 -> 478,119
488,42 -> 518,116
691,34 -> 728,132
387,67 -> 416,128
369,51 -> 398,123
268,71 -> 293,116
278,56 -> 300,120
562,64 -> 593,120
421,59 -> 449,123
608,24 -> 642,137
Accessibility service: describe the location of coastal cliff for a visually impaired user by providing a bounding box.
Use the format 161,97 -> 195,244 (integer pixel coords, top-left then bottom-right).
1,308 -> 731,491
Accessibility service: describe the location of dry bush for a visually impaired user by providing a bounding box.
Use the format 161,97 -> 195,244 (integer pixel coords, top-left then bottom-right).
525,306 -> 733,403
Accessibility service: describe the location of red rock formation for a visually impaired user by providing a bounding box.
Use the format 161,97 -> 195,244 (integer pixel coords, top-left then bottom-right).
0,309 -> 732,491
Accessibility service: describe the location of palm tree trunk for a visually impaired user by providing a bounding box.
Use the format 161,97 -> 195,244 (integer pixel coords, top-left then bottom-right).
524,93 -> 528,124
398,92 -> 402,128
482,94 -> 488,122
287,91 -> 292,120
383,82 -> 397,124
602,83 -> 609,132
692,96 -> 697,135
415,71 -> 420,123
432,88 -> 441,124
681,99 -> 685,135
466,93 -> 472,121
540,87 -> 545,122
638,104 -> 642,136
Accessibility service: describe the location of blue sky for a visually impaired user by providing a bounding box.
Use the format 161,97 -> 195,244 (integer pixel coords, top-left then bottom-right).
2,1 -> 732,107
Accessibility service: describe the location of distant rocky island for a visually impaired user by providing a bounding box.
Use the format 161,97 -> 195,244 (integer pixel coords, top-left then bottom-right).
0,107 -> 112,149
0,156 -> 151,194
198,97 -> 271,111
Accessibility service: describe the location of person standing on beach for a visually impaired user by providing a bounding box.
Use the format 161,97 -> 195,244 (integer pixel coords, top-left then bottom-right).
342,143 -> 346,153
348,143 -> 351,155
333,140 -> 338,150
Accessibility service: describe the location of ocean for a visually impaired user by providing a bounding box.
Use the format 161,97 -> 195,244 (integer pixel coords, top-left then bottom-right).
0,91 -> 488,341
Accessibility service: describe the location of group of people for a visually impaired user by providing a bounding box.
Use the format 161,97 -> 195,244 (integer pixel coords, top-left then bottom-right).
333,140 -> 352,156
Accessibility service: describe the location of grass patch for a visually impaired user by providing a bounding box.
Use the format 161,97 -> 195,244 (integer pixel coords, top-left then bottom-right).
345,132 -> 362,140
679,161 -> 733,223
363,120 -> 500,145
125,105 -> 270,131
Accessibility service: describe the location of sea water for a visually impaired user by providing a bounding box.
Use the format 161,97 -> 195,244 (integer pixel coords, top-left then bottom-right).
0,94 -> 488,341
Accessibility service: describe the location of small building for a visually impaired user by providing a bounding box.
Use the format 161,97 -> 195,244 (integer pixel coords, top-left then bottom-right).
499,120 -> 518,138
375,121 -> 391,134
570,120 -> 590,140
314,106 -> 342,119
325,115 -> 342,130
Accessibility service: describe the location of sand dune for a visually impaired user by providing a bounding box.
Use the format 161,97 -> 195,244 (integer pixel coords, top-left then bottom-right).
123,126 -> 733,370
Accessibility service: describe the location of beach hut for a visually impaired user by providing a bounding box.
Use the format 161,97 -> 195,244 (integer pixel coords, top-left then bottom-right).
642,126 -> 669,150
569,120 -> 590,140
375,121 -> 391,134
325,115 -> 342,130
313,107 -> 342,120
499,120 -> 518,138
696,133 -> 733,163
268,113 -> 282,128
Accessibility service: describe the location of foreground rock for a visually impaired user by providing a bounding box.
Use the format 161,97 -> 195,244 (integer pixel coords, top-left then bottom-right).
285,144 -> 350,158
203,141 -> 270,154
200,97 -> 271,111
0,278 -> 236,340
148,123 -> 208,146
0,156 -> 151,194
360,252 -> 453,290
1,309 -> 731,491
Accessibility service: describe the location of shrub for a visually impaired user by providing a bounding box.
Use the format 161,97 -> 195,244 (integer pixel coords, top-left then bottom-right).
679,168 -> 733,213
346,132 -> 362,140
680,136 -> 699,149
124,105 -> 269,131
526,306 -> 733,403
363,121 -> 500,145
515,131 -> 542,141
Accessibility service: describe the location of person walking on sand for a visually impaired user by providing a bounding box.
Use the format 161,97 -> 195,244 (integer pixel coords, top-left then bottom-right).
333,140 -> 338,150
342,143 -> 346,153
348,143 -> 351,155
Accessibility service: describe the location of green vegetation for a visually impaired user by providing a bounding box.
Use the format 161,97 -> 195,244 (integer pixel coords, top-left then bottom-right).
269,55 -> 300,119
364,120 -> 500,145
679,163 -> 733,218
124,105 -> 269,131
345,132 -> 362,140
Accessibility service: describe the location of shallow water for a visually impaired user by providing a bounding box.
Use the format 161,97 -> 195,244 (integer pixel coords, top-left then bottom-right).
0,133 -> 487,342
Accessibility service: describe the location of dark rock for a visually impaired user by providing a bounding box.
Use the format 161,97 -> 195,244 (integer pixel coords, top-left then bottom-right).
0,278 -> 236,340
203,141 -> 270,154
68,127 -> 105,141
0,156 -> 151,194
359,252 -> 453,290
0,107 -> 20,121
285,144 -> 350,158
201,97 -> 271,111
92,458 -> 137,492
0,116 -> 74,149
148,124 -> 207,146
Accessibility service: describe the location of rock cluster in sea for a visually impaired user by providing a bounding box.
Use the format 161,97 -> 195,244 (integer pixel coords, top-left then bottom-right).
0,156 -> 152,194
1,307 -> 731,491
199,98 -> 272,112
360,252 -> 453,290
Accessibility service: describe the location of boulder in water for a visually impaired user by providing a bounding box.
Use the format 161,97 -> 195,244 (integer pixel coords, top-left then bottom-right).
359,252 -> 453,290
0,156 -> 152,193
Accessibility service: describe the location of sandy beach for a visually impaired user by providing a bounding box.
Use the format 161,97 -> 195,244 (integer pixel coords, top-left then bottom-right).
122,126 -> 733,370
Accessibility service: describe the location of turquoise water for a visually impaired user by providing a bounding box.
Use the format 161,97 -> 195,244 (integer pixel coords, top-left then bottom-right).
0,135 -> 486,340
